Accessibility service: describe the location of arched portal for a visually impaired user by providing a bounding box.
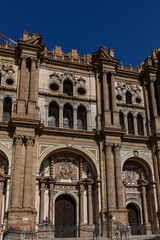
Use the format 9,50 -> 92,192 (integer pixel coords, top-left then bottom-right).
123,157 -> 156,234
127,203 -> 139,235
55,194 -> 76,237
37,148 -> 99,237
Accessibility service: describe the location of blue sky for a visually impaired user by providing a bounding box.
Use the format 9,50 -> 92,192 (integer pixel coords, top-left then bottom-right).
1,0 -> 160,67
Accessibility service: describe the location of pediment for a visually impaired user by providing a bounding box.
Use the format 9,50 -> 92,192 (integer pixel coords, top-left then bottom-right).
98,46 -> 114,60
24,35 -> 43,46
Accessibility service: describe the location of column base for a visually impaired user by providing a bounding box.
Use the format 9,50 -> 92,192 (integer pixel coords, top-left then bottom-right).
27,100 -> 39,120
7,207 -> 36,230
107,208 -> 128,226
16,99 -> 26,117
79,224 -> 95,237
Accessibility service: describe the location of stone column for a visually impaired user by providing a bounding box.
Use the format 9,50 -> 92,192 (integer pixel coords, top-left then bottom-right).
45,104 -> 49,126
40,183 -> 45,223
0,97 -> 3,121
144,84 -> 151,135
133,112 -> 138,135
19,57 -> 26,99
110,72 -> 116,111
79,159 -> 83,180
79,184 -> 84,224
59,106 -> 63,128
105,143 -> 116,209
141,186 -> 149,223
11,100 -> 16,118
114,144 -> 124,208
73,107 -> 77,129
150,79 -> 158,117
29,58 -> 36,101
102,71 -> 109,111
87,109 -> 92,130
123,111 -> 128,133
142,115 -> 147,136
49,184 -> 54,223
87,184 -> 93,224
96,72 -> 102,130
23,137 -> 34,208
12,135 -> 23,207
0,182 -> 4,224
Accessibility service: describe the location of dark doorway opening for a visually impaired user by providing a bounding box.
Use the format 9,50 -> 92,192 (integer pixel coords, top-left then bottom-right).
55,194 -> 76,238
127,203 -> 139,235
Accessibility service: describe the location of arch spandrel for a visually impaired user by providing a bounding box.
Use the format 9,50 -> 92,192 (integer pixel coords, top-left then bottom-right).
38,144 -> 99,178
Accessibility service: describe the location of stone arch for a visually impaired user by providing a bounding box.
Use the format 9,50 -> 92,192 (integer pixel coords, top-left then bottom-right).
61,74 -> 74,84
0,143 -> 11,174
53,191 -> 79,226
121,150 -> 154,177
38,145 -> 99,178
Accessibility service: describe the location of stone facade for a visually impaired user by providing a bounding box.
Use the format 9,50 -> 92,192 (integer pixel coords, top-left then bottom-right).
0,31 -> 160,238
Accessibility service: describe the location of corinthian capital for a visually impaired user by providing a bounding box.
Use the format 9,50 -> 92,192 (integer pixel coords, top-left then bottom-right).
114,143 -> 122,152
26,136 -> 35,146
13,135 -> 24,146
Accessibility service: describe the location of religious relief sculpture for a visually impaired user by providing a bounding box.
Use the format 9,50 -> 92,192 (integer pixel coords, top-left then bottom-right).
59,160 -> 73,178
55,158 -> 77,180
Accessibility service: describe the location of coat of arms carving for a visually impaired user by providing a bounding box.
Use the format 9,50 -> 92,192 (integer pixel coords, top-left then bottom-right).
58,159 -> 74,179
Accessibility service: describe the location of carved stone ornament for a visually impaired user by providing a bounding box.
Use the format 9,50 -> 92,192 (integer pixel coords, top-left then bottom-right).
58,159 -> 74,179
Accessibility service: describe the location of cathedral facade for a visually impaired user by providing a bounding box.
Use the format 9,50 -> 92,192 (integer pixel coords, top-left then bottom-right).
0,30 -> 160,238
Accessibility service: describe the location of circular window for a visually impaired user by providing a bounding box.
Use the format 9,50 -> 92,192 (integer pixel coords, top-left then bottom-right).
136,97 -> 141,103
77,87 -> 86,95
6,79 -> 14,85
50,83 -> 59,91
116,95 -> 122,101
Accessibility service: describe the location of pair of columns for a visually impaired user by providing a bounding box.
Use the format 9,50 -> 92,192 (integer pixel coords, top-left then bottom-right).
40,183 -> 54,223
79,184 -> 93,225
11,135 -> 34,209
105,143 -> 124,209
141,186 -> 149,224
102,71 -> 118,126
122,111 -> 147,136
19,56 -> 36,101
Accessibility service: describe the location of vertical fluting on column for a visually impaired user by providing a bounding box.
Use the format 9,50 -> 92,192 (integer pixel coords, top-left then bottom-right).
59,106 -> 63,128
110,72 -> 116,111
0,182 -> 4,223
79,184 -> 84,224
29,58 -> 36,101
23,137 -> 34,208
19,57 -> 26,99
114,144 -> 124,209
73,107 -> 77,129
95,72 -> 102,130
0,97 -> 4,121
143,83 -> 151,135
102,71 -> 109,112
133,112 -> 138,135
150,79 -> 158,117
87,184 -> 93,224
12,135 -> 23,208
105,143 -> 116,209
49,184 -> 54,223
141,186 -> 149,224
40,183 -> 45,223
123,111 -> 128,133
45,104 -> 49,126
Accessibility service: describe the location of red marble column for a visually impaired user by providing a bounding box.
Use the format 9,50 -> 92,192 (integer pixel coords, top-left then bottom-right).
141,186 -> 149,224
40,183 -> 45,223
49,184 -> 54,223
79,184 -> 84,224
87,184 -> 93,224
0,182 -> 4,224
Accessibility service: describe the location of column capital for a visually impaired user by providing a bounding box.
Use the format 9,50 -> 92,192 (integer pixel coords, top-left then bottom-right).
26,136 -> 35,146
88,184 -> 92,193
114,143 -> 122,152
141,186 -> 147,196
13,135 -> 24,146
105,143 -> 113,152
79,184 -> 85,192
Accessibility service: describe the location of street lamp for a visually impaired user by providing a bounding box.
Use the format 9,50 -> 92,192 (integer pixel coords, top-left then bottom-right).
109,213 -> 113,240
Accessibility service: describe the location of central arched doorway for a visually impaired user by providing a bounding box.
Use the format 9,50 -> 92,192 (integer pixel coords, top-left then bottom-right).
127,203 -> 139,235
55,194 -> 76,237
